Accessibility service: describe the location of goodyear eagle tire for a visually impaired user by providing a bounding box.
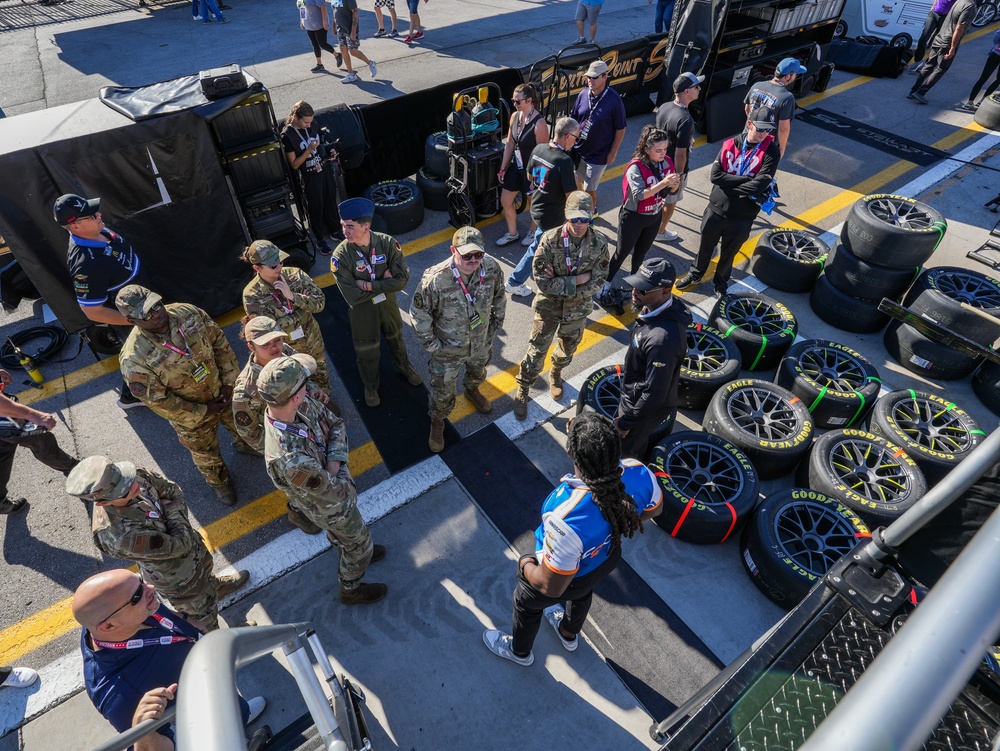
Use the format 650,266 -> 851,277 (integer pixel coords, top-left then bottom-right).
823,244 -> 920,302
678,323 -> 742,410
362,179 -> 424,236
809,272 -> 892,334
649,431 -> 760,544
797,428 -> 926,527
903,266 -> 1000,347
711,293 -> 797,372
424,131 -> 450,179
576,365 -> 675,450
841,194 -> 946,269
868,389 -> 985,485
775,339 -> 881,428
883,321 -> 980,380
416,167 -> 449,212
973,359 -> 1000,417
740,488 -> 871,608
976,93 -> 1000,130
747,230 -> 828,293
703,379 -> 813,479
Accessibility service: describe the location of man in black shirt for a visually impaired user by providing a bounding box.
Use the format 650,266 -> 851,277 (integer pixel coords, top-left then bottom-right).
615,257 -> 691,461
655,72 -> 701,242
504,117 -> 582,297
55,193 -> 146,411
675,107 -> 781,297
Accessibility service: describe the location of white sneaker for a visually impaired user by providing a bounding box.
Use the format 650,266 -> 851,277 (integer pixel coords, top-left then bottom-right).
192,14 -> 202,19
543,606 -> 578,651
656,230 -> 679,241
505,281 -> 532,297
482,630 -> 533,666
342,72 -> 359,84
520,233 -> 534,246
245,696 -> 266,724
495,232 -> 520,246
1,667 -> 39,689
368,60 -> 377,78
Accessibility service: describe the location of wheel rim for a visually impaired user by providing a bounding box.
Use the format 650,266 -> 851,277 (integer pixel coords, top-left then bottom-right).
889,396 -> 977,453
834,20 -> 846,36
973,2 -> 996,25
725,387 -> 801,441
866,197 -> 935,230
448,192 -> 474,227
592,373 -> 623,418
370,182 -> 414,206
661,441 -> 746,505
769,231 -> 827,261
684,329 -> 731,375
725,297 -> 789,335
797,346 -> 868,391
933,270 -> 1000,309
773,501 -> 858,576
827,438 -> 911,503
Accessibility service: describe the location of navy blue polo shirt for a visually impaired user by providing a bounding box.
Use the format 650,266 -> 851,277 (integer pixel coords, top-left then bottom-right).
570,85 -> 627,166
67,229 -> 142,309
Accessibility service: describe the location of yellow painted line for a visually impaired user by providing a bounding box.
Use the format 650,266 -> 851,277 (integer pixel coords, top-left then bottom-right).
798,75 -> 873,108
17,358 -> 120,406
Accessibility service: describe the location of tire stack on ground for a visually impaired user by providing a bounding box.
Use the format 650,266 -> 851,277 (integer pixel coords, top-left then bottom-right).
747,229 -> 829,293
810,193 -> 945,333
885,266 -> 1000,381
867,389 -> 985,485
975,93 -> 1000,131
362,179 -> 424,236
416,131 -> 450,212
710,293 -> 798,371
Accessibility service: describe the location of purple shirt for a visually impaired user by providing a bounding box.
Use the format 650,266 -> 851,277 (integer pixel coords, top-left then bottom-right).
931,0 -> 957,15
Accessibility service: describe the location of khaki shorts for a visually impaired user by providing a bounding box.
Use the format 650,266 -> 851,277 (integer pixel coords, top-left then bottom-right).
575,160 -> 608,192
662,173 -> 687,205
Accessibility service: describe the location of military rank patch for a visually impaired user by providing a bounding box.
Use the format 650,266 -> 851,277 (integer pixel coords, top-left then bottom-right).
330,256 -> 339,272
413,292 -> 424,309
234,411 -> 252,427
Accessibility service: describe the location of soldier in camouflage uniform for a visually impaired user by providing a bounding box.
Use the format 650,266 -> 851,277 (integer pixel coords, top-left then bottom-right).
65,455 -> 249,630
330,197 -> 423,408
233,317 -> 329,535
259,356 -> 387,604
410,227 -> 507,453
242,240 -> 331,394
514,192 -> 609,420
117,285 -> 254,506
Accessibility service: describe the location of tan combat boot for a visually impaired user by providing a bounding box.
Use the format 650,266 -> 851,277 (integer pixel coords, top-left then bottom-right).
428,418 -> 446,453
339,582 -> 388,604
286,503 -> 321,535
215,570 -> 250,597
401,365 -> 423,386
513,386 -> 530,420
549,368 -> 564,400
364,387 -> 380,407
465,386 -> 492,414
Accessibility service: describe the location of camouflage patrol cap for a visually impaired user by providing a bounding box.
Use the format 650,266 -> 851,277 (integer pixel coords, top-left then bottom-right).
244,316 -> 288,346
247,240 -> 290,267
452,227 -> 485,255
115,285 -> 162,319
565,191 -> 594,220
258,355 -> 310,404
66,456 -> 137,502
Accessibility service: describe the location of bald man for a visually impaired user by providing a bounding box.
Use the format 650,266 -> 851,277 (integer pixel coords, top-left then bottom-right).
73,570 -> 264,750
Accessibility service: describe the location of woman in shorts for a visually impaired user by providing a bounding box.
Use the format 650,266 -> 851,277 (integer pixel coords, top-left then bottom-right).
496,83 -> 549,248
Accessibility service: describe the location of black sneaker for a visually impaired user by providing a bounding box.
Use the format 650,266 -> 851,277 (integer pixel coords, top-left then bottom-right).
0,497 -> 27,515
675,272 -> 701,290
118,390 -> 145,410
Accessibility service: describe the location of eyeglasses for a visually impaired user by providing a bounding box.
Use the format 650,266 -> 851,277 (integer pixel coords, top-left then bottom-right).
98,580 -> 145,625
136,302 -> 164,322
568,217 -> 591,224
459,250 -> 485,260
567,132 -> 580,141
512,98 -> 525,104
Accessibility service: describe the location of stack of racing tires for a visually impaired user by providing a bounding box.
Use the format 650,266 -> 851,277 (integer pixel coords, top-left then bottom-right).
361,179 -> 424,236
415,131 -> 450,212
810,193 -> 945,333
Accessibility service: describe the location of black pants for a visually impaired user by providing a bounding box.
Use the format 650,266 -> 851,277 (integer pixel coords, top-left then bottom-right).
302,166 -> 342,241
913,9 -> 945,63
693,207 -> 755,294
306,28 -> 338,58
0,431 -> 78,501
609,207 -> 662,284
511,545 -> 622,655
619,407 -> 675,462
913,45 -> 956,96
970,51 -> 1000,102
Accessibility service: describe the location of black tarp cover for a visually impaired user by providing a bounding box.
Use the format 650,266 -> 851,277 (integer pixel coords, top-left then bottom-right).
664,0 -> 729,84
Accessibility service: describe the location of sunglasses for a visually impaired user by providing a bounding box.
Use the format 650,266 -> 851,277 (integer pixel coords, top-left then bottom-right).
459,250 -> 485,260
265,262 -> 282,269
568,217 -> 591,224
99,580 -> 145,625
512,98 -> 525,104
135,302 -> 164,322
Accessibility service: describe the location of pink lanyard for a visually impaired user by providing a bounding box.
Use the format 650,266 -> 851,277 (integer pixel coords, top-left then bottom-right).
450,262 -> 486,308
271,292 -> 293,315
266,414 -> 324,447
562,226 -> 585,273
92,613 -> 195,650
158,328 -> 193,358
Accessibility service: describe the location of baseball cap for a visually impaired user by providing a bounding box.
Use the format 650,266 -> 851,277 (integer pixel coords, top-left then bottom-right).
339,197 -> 376,222
54,194 -> 100,225
453,226 -> 486,256
115,285 -> 163,319
244,316 -> 288,346
258,355 -> 311,405
66,456 -> 137,502
246,240 -> 290,267
776,57 -> 807,76
624,257 -> 677,292
747,106 -> 777,131
586,59 -> 610,78
673,72 -> 705,93
565,191 -> 594,220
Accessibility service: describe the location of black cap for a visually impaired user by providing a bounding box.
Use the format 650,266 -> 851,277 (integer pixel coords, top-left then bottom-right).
624,257 -> 677,291
54,194 -> 100,225
747,106 -> 777,131
673,72 -> 705,93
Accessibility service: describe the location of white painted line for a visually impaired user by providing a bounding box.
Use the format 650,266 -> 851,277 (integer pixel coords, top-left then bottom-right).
904,133 -> 1000,198
0,653 -> 83,739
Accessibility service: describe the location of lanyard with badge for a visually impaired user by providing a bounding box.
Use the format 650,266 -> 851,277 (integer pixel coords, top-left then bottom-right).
579,87 -> 607,142
450,261 -> 486,329
512,112 -> 539,170
736,141 -> 764,176
270,287 -> 305,341
562,226 -> 586,273
92,613 -> 196,650
266,415 -> 324,448
356,245 -> 387,305
159,328 -> 210,383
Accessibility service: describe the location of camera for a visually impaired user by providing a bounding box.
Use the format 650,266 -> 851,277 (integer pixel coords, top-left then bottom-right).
317,127 -> 342,161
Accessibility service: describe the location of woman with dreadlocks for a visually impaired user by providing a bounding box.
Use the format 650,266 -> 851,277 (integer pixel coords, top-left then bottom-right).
483,412 -> 662,665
